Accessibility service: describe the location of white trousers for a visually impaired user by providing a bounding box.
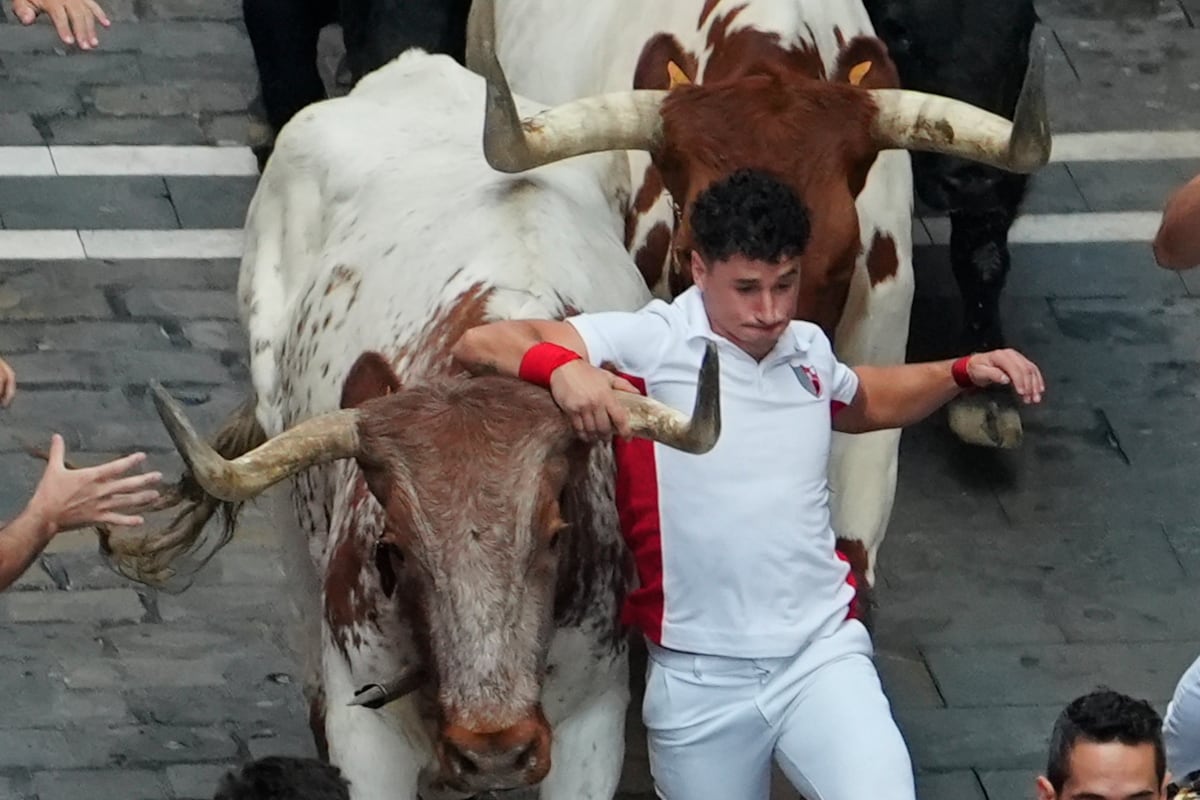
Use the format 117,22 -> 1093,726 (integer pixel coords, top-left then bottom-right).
642,619 -> 915,800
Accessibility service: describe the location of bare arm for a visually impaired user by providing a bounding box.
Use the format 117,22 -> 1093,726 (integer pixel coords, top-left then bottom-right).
1154,173 -> 1200,270
0,435 -> 160,591
451,319 -> 591,376
453,320 -> 641,441
834,349 -> 1045,434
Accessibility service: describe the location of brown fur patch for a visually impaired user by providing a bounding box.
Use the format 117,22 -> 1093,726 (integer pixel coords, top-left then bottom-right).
341,352 -> 402,410
866,231 -> 899,286
698,0 -> 723,27
832,36 -> 900,90
634,222 -> 672,290
309,689 -> 330,762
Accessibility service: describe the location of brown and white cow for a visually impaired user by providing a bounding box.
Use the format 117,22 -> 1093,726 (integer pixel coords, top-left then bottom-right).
467,0 -> 1049,588
130,51 -> 721,800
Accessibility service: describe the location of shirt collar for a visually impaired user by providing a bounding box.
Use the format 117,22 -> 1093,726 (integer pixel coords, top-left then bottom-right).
675,285 -> 815,362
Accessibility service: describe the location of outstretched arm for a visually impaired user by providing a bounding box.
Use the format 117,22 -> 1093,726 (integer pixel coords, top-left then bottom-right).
0,435 -> 161,591
834,349 -> 1045,434
452,319 -> 641,441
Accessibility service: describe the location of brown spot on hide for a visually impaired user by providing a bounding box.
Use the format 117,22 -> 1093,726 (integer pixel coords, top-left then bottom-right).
866,231 -> 899,286
634,222 -> 672,290
308,690 -> 330,762
391,283 -> 494,380
698,0 -> 723,27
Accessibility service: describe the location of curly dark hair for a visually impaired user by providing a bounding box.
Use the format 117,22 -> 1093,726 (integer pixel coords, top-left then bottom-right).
689,168 -> 811,264
214,757 -> 351,800
1046,688 -> 1165,793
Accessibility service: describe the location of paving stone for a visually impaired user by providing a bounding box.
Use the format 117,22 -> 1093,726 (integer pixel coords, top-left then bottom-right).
139,0 -> 242,20
0,176 -> 177,230
0,24 -> 99,53
60,655 -> 231,689
97,0 -> 139,20
4,349 -> 235,388
167,763 -> 235,799
923,641 -> 1200,708
0,82 -> 82,115
893,705 -> 1062,772
9,258 -> 242,291
1049,582 -> 1200,643
121,287 -> 239,319
979,769 -> 1038,800
0,588 -> 144,623
0,661 -> 131,727
1022,163 -> 1090,215
1163,524 -> 1200,577
246,725 -> 320,760
915,771 -> 987,800
86,81 -> 257,116
2,52 -> 140,82
0,388 -> 148,450
80,21 -> 253,59
0,724 -> 236,769
138,54 -> 257,82
182,320 -> 247,350
166,176 -> 259,229
31,768 -> 165,800
1067,159 -> 1200,212
0,112 -> 42,144
0,320 -> 171,353
126,683 -> 299,728
47,114 -> 207,145
203,113 -> 273,147
876,645 -> 945,709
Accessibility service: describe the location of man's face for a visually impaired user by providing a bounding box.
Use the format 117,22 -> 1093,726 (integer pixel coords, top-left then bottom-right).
1037,741 -> 1166,800
691,251 -> 800,360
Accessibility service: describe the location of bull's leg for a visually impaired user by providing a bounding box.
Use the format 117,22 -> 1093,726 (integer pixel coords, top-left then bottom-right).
321,639 -> 426,799
536,682 -> 629,800
945,174 -> 1029,449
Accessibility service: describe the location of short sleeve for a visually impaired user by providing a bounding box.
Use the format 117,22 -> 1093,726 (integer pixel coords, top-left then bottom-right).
565,301 -> 673,377
829,358 -> 860,405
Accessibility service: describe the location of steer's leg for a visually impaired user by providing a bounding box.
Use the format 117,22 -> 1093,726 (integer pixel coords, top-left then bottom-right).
321,638 -> 426,799
536,681 -> 629,800
945,171 -> 1030,449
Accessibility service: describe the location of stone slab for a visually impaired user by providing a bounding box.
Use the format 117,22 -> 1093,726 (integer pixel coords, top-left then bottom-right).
86,81 -> 256,117
893,705 -> 1063,772
4,349 -> 234,387
0,83 -> 83,115
1022,163 -> 1091,215
0,176 -> 177,230
166,176 -> 259,229
2,52 -> 140,82
47,115 -> 207,145
979,769 -> 1039,800
167,763 -> 236,799
31,768 -> 165,800
1067,159 -> 1200,212
923,641 -> 1200,708
916,771 -> 988,800
0,112 -> 43,145
121,287 -> 239,319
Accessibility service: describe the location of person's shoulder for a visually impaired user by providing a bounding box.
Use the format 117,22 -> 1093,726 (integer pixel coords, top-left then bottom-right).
789,320 -> 833,356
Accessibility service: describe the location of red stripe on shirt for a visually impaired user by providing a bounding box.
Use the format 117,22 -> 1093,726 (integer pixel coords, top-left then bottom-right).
611,373 -> 665,644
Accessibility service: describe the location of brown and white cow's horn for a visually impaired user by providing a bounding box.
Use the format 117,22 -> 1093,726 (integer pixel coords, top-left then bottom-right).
867,36 -> 1051,173
479,37 -> 667,173
616,340 -> 721,454
150,381 -> 360,502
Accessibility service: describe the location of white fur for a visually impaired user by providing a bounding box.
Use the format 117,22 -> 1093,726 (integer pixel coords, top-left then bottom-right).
241,52 -> 648,798
481,0 -> 916,583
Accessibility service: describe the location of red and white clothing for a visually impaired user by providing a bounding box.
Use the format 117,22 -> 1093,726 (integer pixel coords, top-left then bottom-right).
568,285 -> 860,657
566,286 -> 915,800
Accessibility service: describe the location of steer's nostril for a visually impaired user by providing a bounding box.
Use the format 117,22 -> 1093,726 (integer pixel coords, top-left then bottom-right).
446,746 -> 479,776
514,740 -> 538,772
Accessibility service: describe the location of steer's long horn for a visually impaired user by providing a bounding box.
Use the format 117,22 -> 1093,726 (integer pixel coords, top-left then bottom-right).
479,37 -> 667,173
868,36 -> 1051,173
617,340 -> 721,454
150,381 -> 360,502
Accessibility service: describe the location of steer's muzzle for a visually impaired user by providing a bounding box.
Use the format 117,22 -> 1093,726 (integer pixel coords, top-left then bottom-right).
438,714 -> 552,791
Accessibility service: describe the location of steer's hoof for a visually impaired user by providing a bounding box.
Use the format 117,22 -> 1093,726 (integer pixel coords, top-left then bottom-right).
947,389 -> 1023,449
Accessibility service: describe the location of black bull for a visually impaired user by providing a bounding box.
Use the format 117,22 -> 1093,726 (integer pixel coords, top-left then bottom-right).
863,0 -> 1039,354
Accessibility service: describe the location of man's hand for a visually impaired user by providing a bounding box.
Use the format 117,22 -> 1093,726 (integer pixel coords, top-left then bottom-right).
11,0 -> 110,49
24,434 -> 162,535
549,361 -> 640,442
963,349 -> 1045,404
0,358 -> 14,408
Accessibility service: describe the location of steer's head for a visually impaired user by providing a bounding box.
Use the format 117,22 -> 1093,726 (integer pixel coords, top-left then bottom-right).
475,27 -> 1049,335
148,343 -> 720,794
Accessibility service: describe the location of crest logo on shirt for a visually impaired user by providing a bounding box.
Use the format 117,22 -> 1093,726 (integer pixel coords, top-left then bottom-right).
792,364 -> 822,397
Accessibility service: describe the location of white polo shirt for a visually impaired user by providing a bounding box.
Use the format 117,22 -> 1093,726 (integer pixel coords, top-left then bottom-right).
567,286 -> 860,658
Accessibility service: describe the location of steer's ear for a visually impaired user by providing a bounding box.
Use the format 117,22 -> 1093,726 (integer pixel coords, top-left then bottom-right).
341,352 -> 402,410
832,36 -> 900,90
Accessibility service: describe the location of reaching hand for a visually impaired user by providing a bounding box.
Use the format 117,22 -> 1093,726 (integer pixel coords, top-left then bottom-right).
0,358 -> 14,408
549,361 -> 640,442
10,0 -> 110,49
962,349 -> 1045,405
24,434 -> 162,534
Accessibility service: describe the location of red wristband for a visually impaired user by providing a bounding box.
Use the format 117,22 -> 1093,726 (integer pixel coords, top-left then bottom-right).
951,356 -> 975,389
519,342 -> 582,388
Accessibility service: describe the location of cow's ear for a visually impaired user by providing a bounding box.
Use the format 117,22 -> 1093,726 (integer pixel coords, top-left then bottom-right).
634,33 -> 697,91
833,36 -> 900,89
341,352 -> 402,409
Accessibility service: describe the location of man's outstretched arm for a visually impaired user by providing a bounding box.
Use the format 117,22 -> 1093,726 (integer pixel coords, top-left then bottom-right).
834,349 -> 1045,434
452,320 -> 641,441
